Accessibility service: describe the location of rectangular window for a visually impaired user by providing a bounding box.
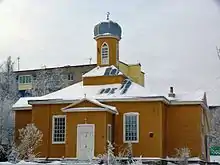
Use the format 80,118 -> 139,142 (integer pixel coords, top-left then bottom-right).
123,112 -> 139,143
52,115 -> 66,144
67,73 -> 74,81
19,75 -> 32,84
107,124 -> 112,142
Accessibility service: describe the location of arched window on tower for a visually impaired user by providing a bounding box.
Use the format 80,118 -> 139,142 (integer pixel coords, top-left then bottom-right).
101,43 -> 109,65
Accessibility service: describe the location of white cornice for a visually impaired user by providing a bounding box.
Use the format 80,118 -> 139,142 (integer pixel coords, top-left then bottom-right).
62,107 -> 118,114
27,97 -> 170,105
94,35 -> 120,40
12,106 -> 32,111
170,100 -> 204,105
17,97 -> 208,111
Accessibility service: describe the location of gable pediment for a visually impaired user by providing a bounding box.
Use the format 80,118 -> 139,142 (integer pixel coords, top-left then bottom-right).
63,99 -> 101,110
61,98 -> 118,114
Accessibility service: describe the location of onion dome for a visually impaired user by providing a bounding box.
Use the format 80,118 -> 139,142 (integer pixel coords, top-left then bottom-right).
94,12 -> 122,40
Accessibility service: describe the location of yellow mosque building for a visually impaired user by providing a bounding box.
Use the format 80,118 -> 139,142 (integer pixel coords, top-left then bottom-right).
13,15 -> 210,161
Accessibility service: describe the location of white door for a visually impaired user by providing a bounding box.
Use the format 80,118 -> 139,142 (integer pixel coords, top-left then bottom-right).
77,124 -> 95,160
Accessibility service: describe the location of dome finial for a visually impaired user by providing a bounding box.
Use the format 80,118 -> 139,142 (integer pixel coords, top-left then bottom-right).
106,12 -> 110,20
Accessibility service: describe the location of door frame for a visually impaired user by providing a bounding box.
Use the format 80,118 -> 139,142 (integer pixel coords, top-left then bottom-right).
76,124 -> 95,160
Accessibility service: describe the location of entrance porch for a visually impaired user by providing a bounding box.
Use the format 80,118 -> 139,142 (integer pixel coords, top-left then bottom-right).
61,98 -> 118,159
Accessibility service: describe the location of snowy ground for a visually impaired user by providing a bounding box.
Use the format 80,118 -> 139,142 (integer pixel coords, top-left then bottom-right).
0,161 -> 93,165
0,157 -> 219,165
210,156 -> 220,163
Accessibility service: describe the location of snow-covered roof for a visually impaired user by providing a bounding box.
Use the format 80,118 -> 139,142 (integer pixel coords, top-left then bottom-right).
40,81 -> 153,100
82,65 -> 123,77
12,78 -> 206,110
168,90 -> 205,102
12,67 -> 206,110
12,97 -> 42,110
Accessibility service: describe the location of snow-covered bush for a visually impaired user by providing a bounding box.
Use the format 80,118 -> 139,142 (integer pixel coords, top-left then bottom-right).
118,142 -> 133,159
98,141 -> 116,165
16,123 -> 43,161
7,144 -> 18,163
175,147 -> 191,165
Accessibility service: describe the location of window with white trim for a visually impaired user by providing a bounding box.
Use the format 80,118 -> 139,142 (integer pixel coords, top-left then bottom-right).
123,112 -> 139,143
52,115 -> 66,144
101,43 -> 109,65
116,42 -> 119,65
107,124 -> 112,142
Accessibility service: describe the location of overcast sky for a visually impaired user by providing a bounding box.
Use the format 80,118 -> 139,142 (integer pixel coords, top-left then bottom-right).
1,0 -> 220,105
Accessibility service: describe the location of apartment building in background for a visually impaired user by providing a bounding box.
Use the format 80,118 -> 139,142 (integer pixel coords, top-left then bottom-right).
14,64 -> 97,97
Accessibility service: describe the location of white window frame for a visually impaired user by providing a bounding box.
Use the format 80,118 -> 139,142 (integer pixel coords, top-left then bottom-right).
107,124 -> 112,142
116,42 -> 119,65
19,75 -> 32,84
123,112 -> 139,143
52,115 -> 66,144
101,42 -> 109,65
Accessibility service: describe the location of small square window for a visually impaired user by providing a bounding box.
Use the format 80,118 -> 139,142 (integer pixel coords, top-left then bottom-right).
67,74 -> 74,81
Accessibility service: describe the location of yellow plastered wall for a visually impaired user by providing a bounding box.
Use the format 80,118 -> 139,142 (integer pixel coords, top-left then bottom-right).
119,62 -> 145,86
96,37 -> 119,67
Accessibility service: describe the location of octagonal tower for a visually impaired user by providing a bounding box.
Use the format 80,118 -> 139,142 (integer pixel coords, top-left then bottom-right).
94,13 -> 122,67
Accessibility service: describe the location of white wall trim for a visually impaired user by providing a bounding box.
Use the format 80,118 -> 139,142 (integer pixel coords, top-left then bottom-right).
27,97 -> 170,105
61,97 -> 117,112
94,35 -> 120,40
62,107 -> 118,114
12,106 -> 32,111
123,112 -> 140,143
107,124 -> 112,142
170,100 -> 203,105
23,97 -> 208,110
52,115 -> 66,144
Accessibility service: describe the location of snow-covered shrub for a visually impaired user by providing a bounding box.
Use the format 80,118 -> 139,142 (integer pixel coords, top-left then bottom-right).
118,142 -> 133,161
16,123 -> 43,160
98,141 -> 117,165
117,143 -> 143,165
175,147 -> 191,165
7,144 -> 18,163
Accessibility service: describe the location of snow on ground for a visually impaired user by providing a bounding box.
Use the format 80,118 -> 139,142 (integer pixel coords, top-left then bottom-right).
210,156 -> 220,163
0,162 -> 97,165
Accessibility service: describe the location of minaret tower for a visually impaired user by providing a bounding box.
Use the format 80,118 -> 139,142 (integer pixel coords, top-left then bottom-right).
94,12 -> 122,68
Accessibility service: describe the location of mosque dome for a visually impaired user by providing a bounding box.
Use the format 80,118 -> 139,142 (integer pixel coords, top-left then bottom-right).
94,13 -> 122,40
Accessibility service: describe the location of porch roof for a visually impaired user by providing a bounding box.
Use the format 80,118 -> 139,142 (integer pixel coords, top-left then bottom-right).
61,97 -> 118,114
